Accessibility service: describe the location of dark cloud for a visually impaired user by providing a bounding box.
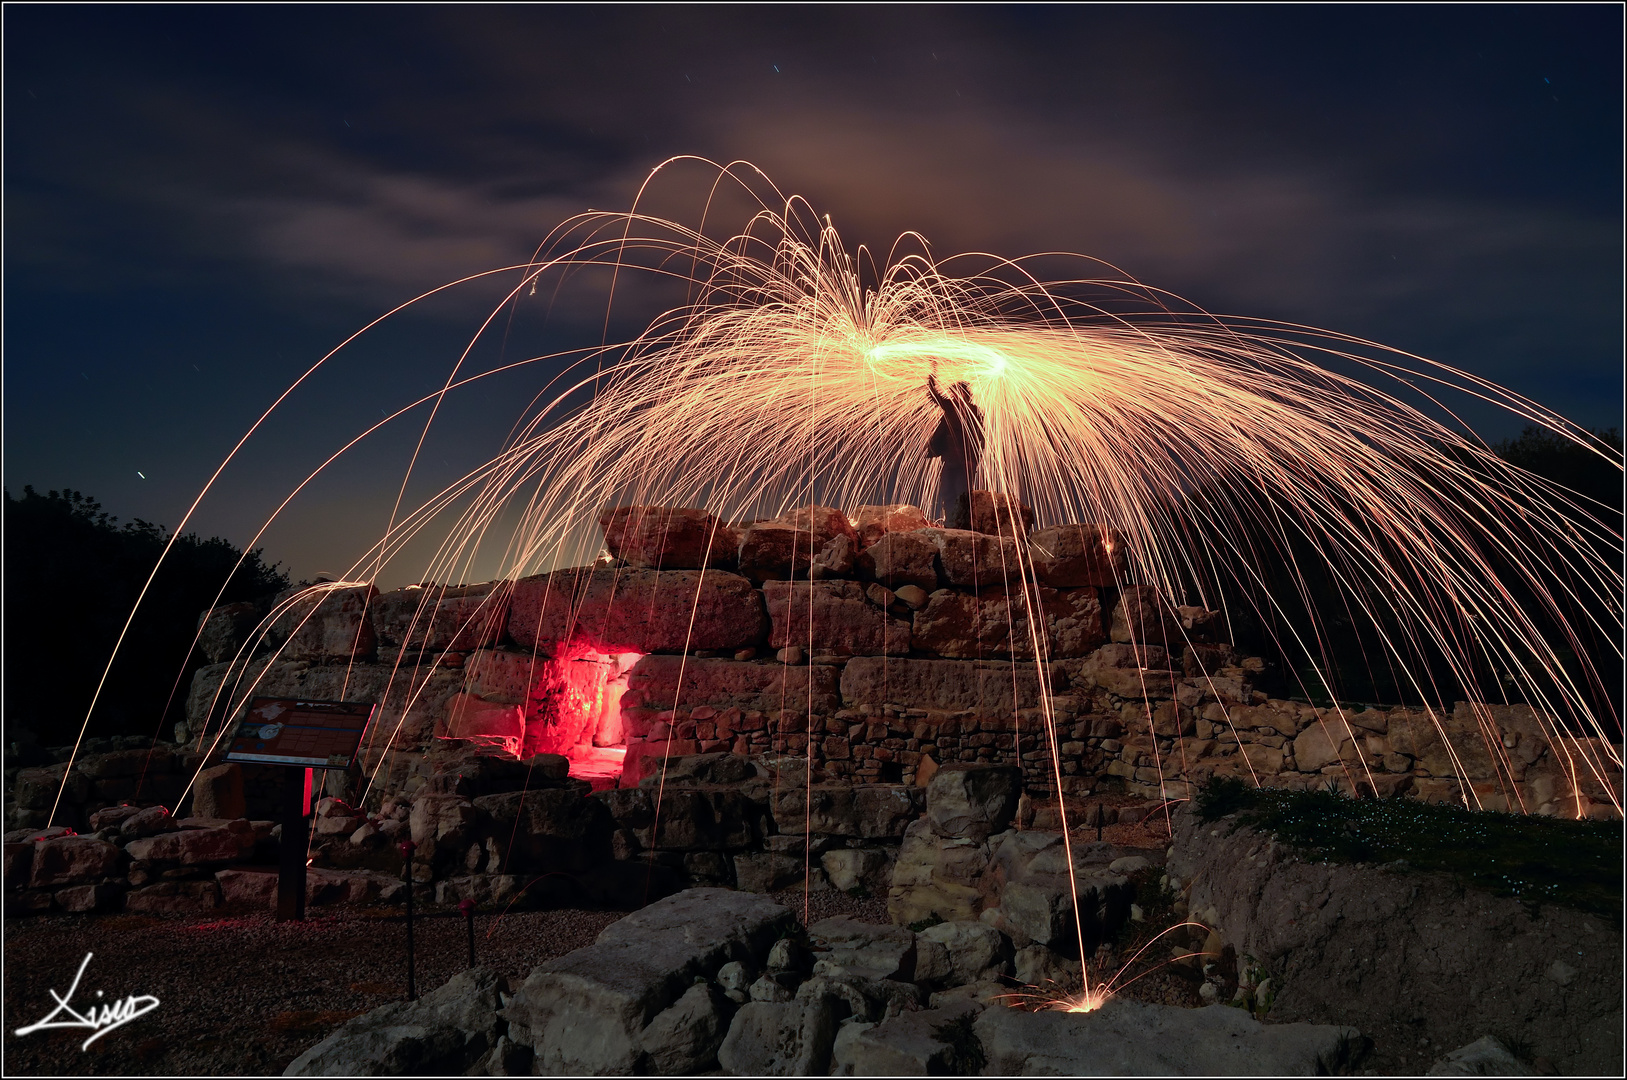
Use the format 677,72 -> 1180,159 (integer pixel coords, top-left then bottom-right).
4,5 -> 1619,580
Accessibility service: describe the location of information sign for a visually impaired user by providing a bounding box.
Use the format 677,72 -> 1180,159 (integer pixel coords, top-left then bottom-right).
223,698 -> 374,769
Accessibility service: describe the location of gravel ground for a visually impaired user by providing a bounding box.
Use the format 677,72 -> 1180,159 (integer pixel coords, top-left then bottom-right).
0,817 -> 1207,1078
2,888 -> 893,1078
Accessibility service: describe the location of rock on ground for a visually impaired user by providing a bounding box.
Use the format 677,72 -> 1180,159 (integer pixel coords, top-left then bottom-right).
716,994 -> 849,1076
974,998 -> 1362,1075
830,1000 -> 982,1076
1165,805 -> 1623,1075
283,967 -> 507,1076
504,888 -> 794,1075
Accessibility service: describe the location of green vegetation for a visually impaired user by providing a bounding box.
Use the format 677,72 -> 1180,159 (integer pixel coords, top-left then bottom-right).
4,486 -> 289,742
908,914 -> 945,933
1196,777 -> 1622,916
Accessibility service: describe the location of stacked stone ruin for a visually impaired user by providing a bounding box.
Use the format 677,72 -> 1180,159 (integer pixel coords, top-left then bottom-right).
3,495 -> 1620,916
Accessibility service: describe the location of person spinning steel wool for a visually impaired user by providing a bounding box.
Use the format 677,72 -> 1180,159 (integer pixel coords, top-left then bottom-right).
926,369 -> 985,530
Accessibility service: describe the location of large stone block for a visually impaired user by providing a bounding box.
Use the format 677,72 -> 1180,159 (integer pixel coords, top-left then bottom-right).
624,656 -> 841,716
270,583 -> 379,661
1029,524 -> 1128,588
191,763 -> 246,821
600,506 -> 741,570
592,787 -> 758,852
887,818 -> 995,926
371,582 -> 508,653
931,529 -> 1024,588
28,837 -> 126,888
196,600 -> 267,664
912,586 -> 1103,660
763,580 -> 910,656
507,568 -> 766,653
830,1000 -> 983,1075
840,656 -> 1048,712
926,764 -> 1022,842
967,491 -> 1034,537
285,967 -> 508,1076
1110,585 -> 1183,646
770,785 -> 923,839
974,998 -> 1362,1075
858,530 -> 941,591
717,995 -> 849,1077
124,822 -> 255,867
124,879 -> 222,915
852,504 -> 931,547
505,888 -> 795,1075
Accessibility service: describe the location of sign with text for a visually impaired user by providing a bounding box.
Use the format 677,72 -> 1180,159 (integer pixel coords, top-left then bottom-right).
223,698 -> 374,769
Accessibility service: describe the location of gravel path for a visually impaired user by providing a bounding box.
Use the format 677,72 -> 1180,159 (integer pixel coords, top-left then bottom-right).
2,889 -> 893,1077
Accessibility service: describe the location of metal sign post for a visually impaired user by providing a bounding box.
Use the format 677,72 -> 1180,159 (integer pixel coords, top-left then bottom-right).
224,697 -> 375,922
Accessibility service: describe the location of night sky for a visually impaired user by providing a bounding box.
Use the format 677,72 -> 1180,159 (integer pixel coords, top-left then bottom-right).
5,5 -> 1621,585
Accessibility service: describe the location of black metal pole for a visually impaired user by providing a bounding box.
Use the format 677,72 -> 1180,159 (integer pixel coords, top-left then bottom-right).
401,840 -> 417,1001
461,898 -> 476,969
276,767 -> 312,921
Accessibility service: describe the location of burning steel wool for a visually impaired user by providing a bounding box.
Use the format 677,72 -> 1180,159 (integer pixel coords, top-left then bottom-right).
54,158 -> 1624,1012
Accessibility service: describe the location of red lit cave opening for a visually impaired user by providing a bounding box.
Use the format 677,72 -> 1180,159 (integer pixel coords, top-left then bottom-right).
439,644 -> 640,790
524,646 -> 640,791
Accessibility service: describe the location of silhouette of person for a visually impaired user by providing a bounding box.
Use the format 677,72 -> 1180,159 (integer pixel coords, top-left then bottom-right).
926,372 -> 985,530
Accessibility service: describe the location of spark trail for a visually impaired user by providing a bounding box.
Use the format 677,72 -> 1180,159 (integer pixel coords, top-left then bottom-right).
59,158 -> 1624,1010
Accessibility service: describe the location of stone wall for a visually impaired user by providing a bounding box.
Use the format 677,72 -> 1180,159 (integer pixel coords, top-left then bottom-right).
8,499 -> 1620,836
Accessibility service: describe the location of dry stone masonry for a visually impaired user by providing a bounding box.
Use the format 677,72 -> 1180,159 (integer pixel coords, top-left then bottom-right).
4,499 -> 1620,920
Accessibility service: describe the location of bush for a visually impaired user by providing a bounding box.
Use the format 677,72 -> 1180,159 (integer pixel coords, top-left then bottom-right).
3,486 -> 289,743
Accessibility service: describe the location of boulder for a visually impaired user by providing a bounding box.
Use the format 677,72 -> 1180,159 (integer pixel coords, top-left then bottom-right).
771,785 -> 923,839
840,656 -> 1047,712
733,852 -> 810,894
197,600 -> 267,664
638,981 -> 733,1075
13,763 -> 89,810
887,818 -> 995,927
1029,524 -> 1127,588
505,888 -> 795,1075
217,868 -> 280,908
716,994 -> 849,1076
979,833 -> 1138,952
852,504 -> 931,547
284,967 -> 507,1076
917,920 -> 1011,985
120,805 -> 178,839
808,917 -> 917,981
191,763 -> 246,821
830,1000 -> 984,1075
933,529 -> 1024,588
858,531 -> 941,591
968,491 -> 1034,537
87,805 -> 144,831
1292,722 -> 1353,773
926,764 -> 1022,842
809,534 -> 858,579
370,582 -> 508,654
593,787 -> 756,852
53,882 -> 123,913
763,580 -> 910,656
600,506 -> 740,570
270,583 -> 378,662
973,998 -> 1361,1075
28,836 -> 127,887
1110,585 -> 1183,646
507,568 -> 766,654
737,522 -> 821,584
821,848 -> 895,896
124,822 -> 254,867
474,788 -> 613,871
